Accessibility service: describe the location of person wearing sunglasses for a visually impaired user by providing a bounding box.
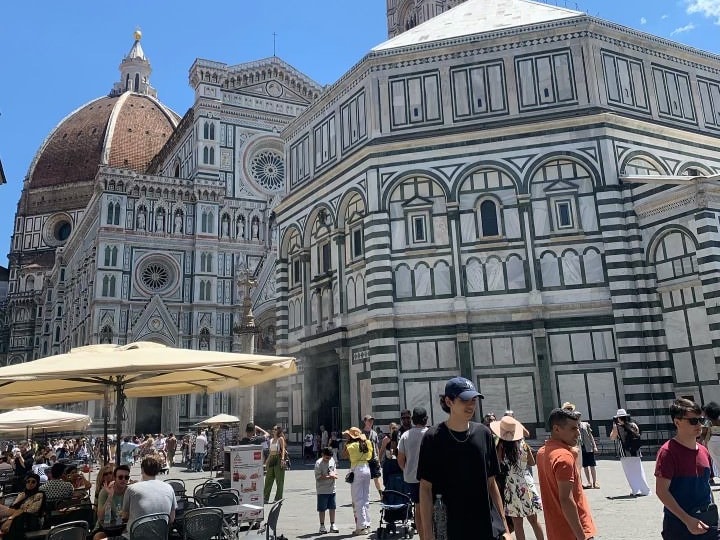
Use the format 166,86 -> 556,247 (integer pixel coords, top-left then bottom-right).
610,408 -> 650,497
0,473 -> 44,535
656,398 -> 716,539
93,465 -> 131,540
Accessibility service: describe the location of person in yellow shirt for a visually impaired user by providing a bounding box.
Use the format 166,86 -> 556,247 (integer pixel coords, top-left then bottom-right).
342,427 -> 373,535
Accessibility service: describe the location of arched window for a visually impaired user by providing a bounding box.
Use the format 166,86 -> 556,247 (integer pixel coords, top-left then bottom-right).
102,276 -> 109,296
134,73 -> 139,92
479,200 -> 500,237
206,254 -> 212,273
104,246 -> 112,266
113,203 -> 120,225
111,247 -> 118,266
109,276 -> 116,297
209,124 -> 215,140
125,74 -> 130,91
55,326 -> 61,343
174,163 -> 180,178
200,253 -> 206,272
207,212 -> 214,233
203,122 -> 210,139
203,147 -> 209,164
25,276 -> 35,291
209,147 -> 215,165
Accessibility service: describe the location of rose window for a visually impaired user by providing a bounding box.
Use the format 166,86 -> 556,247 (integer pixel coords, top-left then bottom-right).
141,263 -> 170,291
249,150 -> 285,192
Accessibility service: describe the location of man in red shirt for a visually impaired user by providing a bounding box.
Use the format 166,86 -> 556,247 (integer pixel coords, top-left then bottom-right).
537,408 -> 596,540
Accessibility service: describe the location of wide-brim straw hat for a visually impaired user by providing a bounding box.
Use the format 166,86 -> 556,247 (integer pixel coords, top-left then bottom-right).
342,426 -> 367,441
490,415 -> 526,442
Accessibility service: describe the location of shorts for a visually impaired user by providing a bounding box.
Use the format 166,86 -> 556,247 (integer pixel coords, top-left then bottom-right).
317,493 -> 337,512
581,449 -> 596,467
406,482 -> 420,503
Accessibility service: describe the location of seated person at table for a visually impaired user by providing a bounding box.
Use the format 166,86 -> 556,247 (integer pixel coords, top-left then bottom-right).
0,454 -> 13,473
0,473 -> 45,535
120,456 -> 176,538
64,464 -> 92,492
94,466 -> 115,505
30,456 -> 49,484
93,465 -> 131,540
40,463 -> 74,503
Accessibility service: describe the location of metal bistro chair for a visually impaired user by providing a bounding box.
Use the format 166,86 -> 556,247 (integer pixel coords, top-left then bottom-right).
193,480 -> 223,506
129,512 -> 170,540
264,499 -> 284,540
0,470 -> 16,495
182,507 -> 227,540
164,478 -> 186,498
206,490 -> 240,528
173,496 -> 200,538
46,519 -> 89,540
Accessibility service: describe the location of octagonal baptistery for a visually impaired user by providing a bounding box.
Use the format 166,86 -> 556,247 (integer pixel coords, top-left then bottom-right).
27,93 -> 179,190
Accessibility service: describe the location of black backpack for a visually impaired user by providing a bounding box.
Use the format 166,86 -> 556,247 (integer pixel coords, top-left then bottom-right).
622,424 -> 642,456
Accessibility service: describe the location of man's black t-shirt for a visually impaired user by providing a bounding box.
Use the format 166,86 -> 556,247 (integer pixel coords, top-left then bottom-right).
238,436 -> 266,445
417,421 -> 503,539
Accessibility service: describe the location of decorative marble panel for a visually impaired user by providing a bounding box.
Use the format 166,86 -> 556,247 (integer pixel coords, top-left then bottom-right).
466,260 -> 485,293
419,342 -> 437,370
434,262 -> 452,295
415,265 -> 432,296
437,341 -> 457,369
400,342 -> 419,371
562,252 -> 582,285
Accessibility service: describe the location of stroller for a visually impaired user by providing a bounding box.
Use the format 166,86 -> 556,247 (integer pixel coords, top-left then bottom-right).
376,473 -> 415,539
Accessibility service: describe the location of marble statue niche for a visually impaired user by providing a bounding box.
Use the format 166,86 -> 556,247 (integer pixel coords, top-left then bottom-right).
174,212 -> 183,233
137,208 -> 147,230
221,215 -> 230,237
155,209 -> 165,232
236,217 -> 245,238
251,217 -> 260,240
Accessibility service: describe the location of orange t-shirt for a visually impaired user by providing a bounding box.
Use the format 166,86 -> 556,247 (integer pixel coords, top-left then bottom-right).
536,439 -> 596,540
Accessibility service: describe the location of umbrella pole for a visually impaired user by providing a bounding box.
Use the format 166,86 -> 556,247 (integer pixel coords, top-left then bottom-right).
115,380 -> 125,466
103,387 -> 110,465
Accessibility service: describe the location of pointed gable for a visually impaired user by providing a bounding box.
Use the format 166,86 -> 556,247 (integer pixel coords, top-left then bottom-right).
373,0 -> 582,51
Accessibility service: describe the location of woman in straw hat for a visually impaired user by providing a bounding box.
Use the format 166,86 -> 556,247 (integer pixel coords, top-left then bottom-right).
342,427 -> 373,535
491,416 -> 545,540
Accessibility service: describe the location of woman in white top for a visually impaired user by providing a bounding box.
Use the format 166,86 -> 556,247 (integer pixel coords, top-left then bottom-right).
263,425 -> 287,504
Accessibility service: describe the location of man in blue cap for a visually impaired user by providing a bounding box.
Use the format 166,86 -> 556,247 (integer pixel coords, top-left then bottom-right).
416,376 -> 510,540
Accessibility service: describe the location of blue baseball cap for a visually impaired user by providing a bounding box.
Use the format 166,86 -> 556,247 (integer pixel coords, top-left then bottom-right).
443,377 -> 483,400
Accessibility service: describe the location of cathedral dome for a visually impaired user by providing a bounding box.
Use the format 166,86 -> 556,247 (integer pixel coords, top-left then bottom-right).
26,32 -> 180,189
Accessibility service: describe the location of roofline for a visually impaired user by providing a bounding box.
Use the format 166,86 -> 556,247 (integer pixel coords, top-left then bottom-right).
0,157 -> 6,185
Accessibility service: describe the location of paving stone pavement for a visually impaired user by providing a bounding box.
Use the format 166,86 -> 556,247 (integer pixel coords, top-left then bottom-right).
109,456 -> 711,539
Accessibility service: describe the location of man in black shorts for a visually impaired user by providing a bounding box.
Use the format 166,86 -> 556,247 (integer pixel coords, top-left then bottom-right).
417,377 -> 510,540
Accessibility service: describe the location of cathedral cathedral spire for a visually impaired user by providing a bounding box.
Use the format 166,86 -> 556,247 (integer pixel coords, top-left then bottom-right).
110,29 -> 157,98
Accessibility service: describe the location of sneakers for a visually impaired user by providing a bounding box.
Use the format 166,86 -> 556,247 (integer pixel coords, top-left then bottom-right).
319,525 -> 328,534
329,524 -> 339,533
352,527 -> 371,536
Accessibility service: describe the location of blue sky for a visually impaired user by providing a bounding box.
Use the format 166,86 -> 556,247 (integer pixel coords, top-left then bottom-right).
0,0 -> 719,267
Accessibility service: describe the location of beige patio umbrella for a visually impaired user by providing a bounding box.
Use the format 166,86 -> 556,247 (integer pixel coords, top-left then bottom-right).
0,342 -> 295,463
194,413 -> 241,426
0,406 -> 92,435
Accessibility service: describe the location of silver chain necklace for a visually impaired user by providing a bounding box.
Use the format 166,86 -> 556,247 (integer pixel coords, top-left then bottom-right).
446,423 -> 471,443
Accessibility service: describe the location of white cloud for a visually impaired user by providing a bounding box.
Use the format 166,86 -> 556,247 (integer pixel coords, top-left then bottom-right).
686,0 -> 720,23
670,22 -> 696,34
640,17 -> 647,24
661,14 -> 669,19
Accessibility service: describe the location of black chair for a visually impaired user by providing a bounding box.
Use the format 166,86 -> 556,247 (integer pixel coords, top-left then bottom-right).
192,481 -> 222,506
164,479 -> 186,498
172,495 -> 200,538
46,519 -> 89,540
0,470 -> 16,495
182,507 -> 226,540
206,490 -> 239,527
265,499 -> 284,540
129,512 -> 170,540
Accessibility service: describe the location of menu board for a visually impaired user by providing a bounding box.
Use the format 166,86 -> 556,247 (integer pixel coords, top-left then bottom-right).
227,444 -> 264,523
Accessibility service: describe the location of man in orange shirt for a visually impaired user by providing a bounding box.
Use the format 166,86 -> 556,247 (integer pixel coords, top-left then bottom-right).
537,408 -> 596,540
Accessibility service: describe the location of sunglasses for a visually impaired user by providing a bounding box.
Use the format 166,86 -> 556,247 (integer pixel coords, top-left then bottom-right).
681,416 -> 706,425
116,475 -> 130,480
26,479 -> 37,483
401,416 -> 411,420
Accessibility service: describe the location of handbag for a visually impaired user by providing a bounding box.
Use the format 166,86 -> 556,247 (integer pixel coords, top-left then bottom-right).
280,456 -> 291,470
368,456 -> 381,479
345,471 -> 355,483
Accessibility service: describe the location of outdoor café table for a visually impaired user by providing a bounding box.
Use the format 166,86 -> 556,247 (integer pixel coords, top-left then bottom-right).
216,504 -> 263,536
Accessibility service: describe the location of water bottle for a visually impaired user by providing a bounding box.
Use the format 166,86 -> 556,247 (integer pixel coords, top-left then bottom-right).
433,494 -> 447,540
103,500 -> 113,526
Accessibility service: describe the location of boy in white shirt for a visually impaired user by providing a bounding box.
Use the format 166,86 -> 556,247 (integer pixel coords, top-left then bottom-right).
314,447 -> 339,533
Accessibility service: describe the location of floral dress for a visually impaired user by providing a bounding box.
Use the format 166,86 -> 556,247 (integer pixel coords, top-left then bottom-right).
500,441 -> 542,518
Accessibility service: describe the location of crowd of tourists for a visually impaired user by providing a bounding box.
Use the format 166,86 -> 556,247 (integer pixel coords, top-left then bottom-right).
312,377 -> 719,540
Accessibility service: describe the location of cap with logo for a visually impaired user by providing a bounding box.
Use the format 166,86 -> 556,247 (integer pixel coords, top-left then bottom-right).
443,377 -> 483,400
